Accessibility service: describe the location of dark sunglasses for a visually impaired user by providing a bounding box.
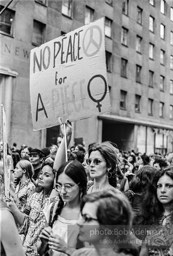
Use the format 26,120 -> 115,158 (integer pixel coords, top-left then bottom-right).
86,158 -> 102,165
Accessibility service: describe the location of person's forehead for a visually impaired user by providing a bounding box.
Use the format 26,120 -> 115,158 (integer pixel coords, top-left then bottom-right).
158,174 -> 173,184
57,172 -> 75,184
90,150 -> 104,160
42,165 -> 53,173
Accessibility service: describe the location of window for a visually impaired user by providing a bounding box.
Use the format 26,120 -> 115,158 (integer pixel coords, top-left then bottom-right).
149,0 -> 155,6
149,16 -> 154,32
170,80 -> 173,94
137,6 -> 142,24
160,75 -> 165,91
149,70 -> 154,87
170,55 -> 173,69
121,27 -> 128,46
160,0 -> 166,14
105,17 -> 112,38
136,65 -> 142,83
62,0 -> 72,17
122,0 -> 129,16
170,31 -> 173,45
149,43 -> 154,59
32,20 -> 45,46
0,5 -> 15,35
148,99 -> 153,115
136,35 -> 142,53
159,102 -> 164,117
171,7 -> 173,21
160,49 -> 165,65
121,58 -> 128,78
105,0 -> 113,6
85,6 -> 94,25
160,24 -> 165,39
135,95 -> 141,112
120,90 -> 127,109
35,0 -> 47,5
170,105 -> 173,119
105,51 -> 112,72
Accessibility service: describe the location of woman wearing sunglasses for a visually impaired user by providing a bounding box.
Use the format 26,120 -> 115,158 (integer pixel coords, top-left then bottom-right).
38,159 -> 87,256
72,189 -> 138,256
87,141 -> 118,193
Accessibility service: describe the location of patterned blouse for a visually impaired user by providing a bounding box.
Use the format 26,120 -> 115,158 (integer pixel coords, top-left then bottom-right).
21,190 -> 52,256
15,179 -> 35,212
145,214 -> 173,256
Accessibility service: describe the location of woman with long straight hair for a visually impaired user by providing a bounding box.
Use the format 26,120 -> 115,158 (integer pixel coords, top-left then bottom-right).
38,159 -> 87,256
87,141 -> 118,193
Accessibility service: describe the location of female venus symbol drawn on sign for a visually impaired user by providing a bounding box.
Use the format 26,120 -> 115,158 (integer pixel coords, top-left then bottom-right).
87,75 -> 107,112
83,25 -> 102,57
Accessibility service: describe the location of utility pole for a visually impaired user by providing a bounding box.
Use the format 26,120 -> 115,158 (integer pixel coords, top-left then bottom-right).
0,0 -> 14,15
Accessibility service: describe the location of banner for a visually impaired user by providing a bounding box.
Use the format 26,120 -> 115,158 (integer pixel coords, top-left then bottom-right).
30,18 -> 110,130
1,104 -> 10,198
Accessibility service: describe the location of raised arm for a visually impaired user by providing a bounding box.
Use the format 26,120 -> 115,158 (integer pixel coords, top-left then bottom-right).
53,120 -> 72,171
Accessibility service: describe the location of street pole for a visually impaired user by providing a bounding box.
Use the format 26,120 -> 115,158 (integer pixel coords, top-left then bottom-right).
0,0 -> 14,15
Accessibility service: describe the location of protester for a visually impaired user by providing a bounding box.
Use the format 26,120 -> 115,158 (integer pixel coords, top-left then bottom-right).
141,166 -> 173,255
12,159 -> 35,212
87,141 -> 118,193
153,158 -> 168,171
20,146 -> 31,161
124,166 -> 158,228
29,148 -> 45,180
7,120 -> 72,256
38,159 -> 87,256
72,189 -> 139,256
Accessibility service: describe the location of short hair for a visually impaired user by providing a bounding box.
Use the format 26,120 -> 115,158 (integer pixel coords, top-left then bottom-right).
18,159 -> 33,179
80,189 -> 135,250
141,154 -> 150,165
153,158 -> 168,169
56,160 -> 87,198
88,141 -> 118,187
81,189 -> 133,227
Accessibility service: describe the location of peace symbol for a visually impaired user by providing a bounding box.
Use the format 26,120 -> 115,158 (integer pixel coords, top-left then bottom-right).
87,75 -> 107,112
83,25 -> 102,57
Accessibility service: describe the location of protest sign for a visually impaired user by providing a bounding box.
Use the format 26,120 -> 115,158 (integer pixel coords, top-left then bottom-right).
1,104 -> 10,198
30,18 -> 110,130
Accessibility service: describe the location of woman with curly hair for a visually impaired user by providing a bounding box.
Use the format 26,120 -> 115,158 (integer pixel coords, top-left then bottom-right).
87,141 -> 118,193
141,166 -> 173,256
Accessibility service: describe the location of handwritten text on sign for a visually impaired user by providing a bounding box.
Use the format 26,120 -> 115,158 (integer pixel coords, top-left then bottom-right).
30,18 -> 110,130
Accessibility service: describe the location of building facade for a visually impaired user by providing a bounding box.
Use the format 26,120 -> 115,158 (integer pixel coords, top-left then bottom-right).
0,0 -> 173,153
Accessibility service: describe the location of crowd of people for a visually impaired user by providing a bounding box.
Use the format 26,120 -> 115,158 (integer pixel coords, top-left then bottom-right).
0,120 -> 173,256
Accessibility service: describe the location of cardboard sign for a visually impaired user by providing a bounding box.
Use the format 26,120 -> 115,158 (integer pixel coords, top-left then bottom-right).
30,18 -> 110,130
1,104 -> 10,198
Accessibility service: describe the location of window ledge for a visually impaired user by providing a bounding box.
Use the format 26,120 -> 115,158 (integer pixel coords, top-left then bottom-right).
0,31 -> 13,38
35,0 -> 47,7
121,43 -> 128,48
62,13 -> 73,20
